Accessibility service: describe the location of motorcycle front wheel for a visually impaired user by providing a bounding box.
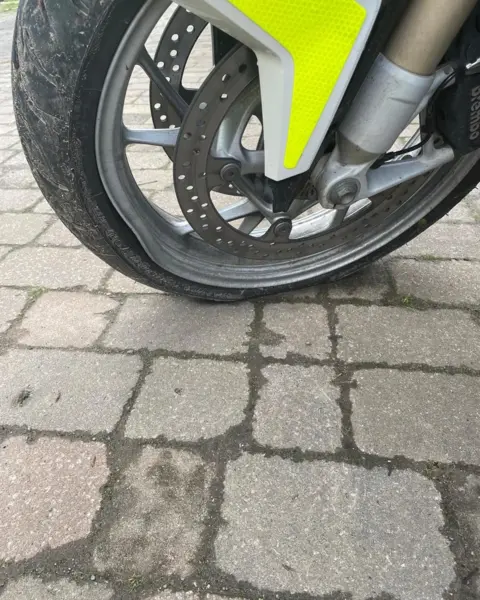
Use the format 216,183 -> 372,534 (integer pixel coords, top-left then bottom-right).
12,0 -> 480,301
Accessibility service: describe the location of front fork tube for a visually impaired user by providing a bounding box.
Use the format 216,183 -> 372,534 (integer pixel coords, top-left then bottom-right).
316,0 -> 477,208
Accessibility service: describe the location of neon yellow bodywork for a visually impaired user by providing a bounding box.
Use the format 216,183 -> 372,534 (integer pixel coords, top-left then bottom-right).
228,0 -> 366,168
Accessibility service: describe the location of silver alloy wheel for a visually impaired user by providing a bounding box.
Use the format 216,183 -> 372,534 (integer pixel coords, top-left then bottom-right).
96,0 -> 479,289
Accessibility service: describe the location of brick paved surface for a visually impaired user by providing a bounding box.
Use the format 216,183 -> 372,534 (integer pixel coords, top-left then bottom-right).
1,11 -> 480,600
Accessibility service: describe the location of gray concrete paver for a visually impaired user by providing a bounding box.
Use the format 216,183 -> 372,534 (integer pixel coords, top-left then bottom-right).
0,437 -> 108,561
216,455 -> 453,599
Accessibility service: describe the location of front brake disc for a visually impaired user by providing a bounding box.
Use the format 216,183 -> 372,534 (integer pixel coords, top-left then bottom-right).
150,6 -> 236,197
173,45 -> 339,260
150,6 -> 207,139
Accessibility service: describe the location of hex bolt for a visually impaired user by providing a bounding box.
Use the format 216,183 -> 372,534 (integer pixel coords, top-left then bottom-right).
329,179 -> 360,206
273,220 -> 293,239
221,163 -> 240,182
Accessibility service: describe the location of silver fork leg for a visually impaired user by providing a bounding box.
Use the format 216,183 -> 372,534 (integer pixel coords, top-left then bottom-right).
316,0 -> 476,209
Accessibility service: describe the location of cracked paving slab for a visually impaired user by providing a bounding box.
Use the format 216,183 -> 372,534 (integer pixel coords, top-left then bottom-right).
216,454 -> 454,600
94,447 -> 214,578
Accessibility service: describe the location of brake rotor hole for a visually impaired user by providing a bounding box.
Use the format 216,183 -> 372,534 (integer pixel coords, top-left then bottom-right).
172,65 -> 180,72
239,64 -> 247,73
220,93 -> 228,101
199,102 -> 208,110
157,61 -> 164,69
171,33 -> 179,42
222,74 -> 231,82
187,25 -> 195,33
186,185 -> 193,191
154,103 -> 161,110
160,115 -> 167,122
183,132 -> 192,140
170,49 -> 178,57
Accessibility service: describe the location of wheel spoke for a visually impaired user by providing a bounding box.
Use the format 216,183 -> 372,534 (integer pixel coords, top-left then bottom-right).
218,199 -> 259,222
330,207 -> 349,229
137,47 -> 188,118
239,214 -> 264,234
124,126 -> 179,147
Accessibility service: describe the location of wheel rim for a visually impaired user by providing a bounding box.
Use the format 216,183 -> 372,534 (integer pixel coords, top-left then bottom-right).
96,0 -> 479,289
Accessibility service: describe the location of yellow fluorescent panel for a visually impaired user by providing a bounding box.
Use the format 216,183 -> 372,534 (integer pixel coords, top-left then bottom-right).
228,0 -> 367,168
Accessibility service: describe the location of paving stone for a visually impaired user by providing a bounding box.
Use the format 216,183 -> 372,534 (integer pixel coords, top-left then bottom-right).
126,148 -> 170,170
216,455 -> 452,599
0,188 -> 42,212
0,287 -> 28,333
337,306 -> 480,369
440,201 -> 475,223
0,149 -> 17,164
0,437 -> 108,561
147,594 -> 235,600
0,246 -> 11,260
394,224 -> 480,259
0,577 -> 114,600
328,262 -> 390,301
147,593 -> 200,600
0,136 -> 20,150
254,365 -> 341,452
0,113 -> 16,125
273,285 -> 321,300
126,357 -> 248,440
134,168 -> 171,187
4,151 -> 29,168
392,260 -> 480,305
0,124 -> 17,136
450,474 -> 480,597
32,199 -> 55,214
0,349 -> 141,433
104,296 -> 253,355
471,196 -> 480,221
260,304 -> 330,359
352,370 -> 480,464
36,220 -> 82,247
94,447 -> 214,577
0,213 -> 50,244
105,270 -> 162,294
0,247 -> 110,289
19,291 -> 118,348
0,167 -> 38,188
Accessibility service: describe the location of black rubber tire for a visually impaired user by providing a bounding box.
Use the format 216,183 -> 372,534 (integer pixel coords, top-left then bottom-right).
11,0 -> 480,301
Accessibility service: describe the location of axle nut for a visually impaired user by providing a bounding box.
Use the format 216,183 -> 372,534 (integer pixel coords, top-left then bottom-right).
329,179 -> 360,206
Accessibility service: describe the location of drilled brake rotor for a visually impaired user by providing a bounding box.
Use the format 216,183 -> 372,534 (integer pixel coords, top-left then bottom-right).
150,7 -> 206,140
150,7 -> 236,198
173,45 -> 336,260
